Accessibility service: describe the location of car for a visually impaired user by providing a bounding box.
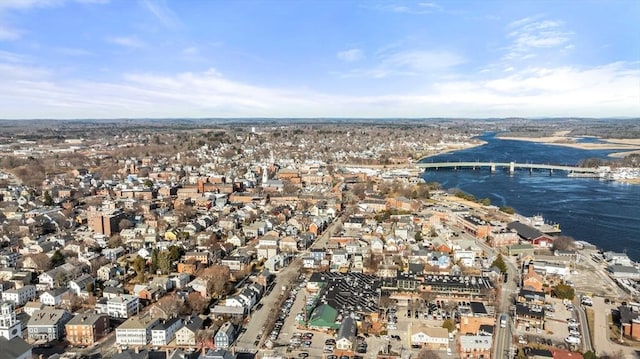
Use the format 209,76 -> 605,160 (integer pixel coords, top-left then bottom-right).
518,336 -> 527,344
298,352 -> 309,358
545,339 -> 552,346
327,356 -> 338,359
325,339 -> 336,345
447,348 -> 452,356
565,336 -> 581,345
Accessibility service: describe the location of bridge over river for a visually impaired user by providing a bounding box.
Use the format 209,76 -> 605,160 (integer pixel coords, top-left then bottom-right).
417,161 -> 599,174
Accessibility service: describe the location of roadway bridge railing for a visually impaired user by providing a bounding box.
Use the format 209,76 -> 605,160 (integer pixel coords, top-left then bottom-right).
416,161 -> 599,173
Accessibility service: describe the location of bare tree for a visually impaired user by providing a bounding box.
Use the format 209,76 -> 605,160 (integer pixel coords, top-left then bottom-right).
30,253 -> 52,271
552,236 -> 577,251
417,348 -> 440,359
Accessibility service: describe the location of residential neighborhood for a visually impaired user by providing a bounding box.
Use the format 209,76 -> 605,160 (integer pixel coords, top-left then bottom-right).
0,122 -> 638,359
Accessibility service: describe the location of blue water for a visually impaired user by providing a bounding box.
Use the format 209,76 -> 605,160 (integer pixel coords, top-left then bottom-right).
420,132 -> 640,261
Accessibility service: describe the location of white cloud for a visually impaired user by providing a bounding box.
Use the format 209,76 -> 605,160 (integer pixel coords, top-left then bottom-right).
107,36 -> 145,48
1,59 -> 637,119
337,48 -> 363,62
340,49 -> 465,78
140,0 -> 180,28
504,16 -> 572,61
368,2 -> 441,15
0,24 -> 21,40
0,0 -> 108,41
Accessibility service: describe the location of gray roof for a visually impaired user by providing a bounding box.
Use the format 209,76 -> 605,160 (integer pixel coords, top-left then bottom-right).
28,309 -> 71,326
0,336 -> 31,359
66,313 -> 107,326
337,314 -> 356,340
507,221 -> 543,240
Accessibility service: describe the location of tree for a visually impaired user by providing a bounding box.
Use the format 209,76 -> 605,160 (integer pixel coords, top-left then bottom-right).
480,198 -> 491,206
491,254 -> 508,274
118,218 -> 133,231
43,190 -> 54,206
442,319 -> 456,332
150,248 -> 159,274
414,231 -> 423,242
499,206 -> 515,214
108,234 -> 123,248
202,265 -> 231,298
132,256 -> 147,283
552,283 -> 575,300
417,348 -> 440,359
552,236 -> 576,251
583,351 -> 597,359
185,292 -> 209,314
51,250 -> 65,267
30,253 -> 52,271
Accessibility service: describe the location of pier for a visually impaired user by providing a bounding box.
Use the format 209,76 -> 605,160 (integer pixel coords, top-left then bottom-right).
417,161 -> 599,175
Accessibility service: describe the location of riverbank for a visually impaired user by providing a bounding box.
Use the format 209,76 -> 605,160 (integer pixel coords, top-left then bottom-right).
418,139 -> 487,161
497,132 -> 640,158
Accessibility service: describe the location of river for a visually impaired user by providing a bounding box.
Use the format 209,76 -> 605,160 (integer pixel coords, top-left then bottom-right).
420,132 -> 640,262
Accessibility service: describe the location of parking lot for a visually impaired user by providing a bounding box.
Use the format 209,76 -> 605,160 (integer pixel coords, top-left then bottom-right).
514,298 -> 581,351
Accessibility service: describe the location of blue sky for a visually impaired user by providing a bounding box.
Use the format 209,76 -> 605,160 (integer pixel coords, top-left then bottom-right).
0,0 -> 638,119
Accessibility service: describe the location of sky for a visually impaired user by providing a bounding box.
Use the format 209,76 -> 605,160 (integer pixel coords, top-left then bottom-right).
0,0 -> 638,119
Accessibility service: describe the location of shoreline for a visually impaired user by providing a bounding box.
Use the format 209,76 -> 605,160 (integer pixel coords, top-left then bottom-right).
418,139 -> 487,161
497,135 -> 640,157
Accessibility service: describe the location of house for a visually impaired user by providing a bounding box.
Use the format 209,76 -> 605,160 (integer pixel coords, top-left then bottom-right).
458,335 -> 492,359
0,336 -> 32,359
151,317 -> 183,346
214,321 -> 236,349
199,349 -> 236,359
2,285 -> 36,306
27,308 -> 73,342
103,247 -> 126,262
39,287 -> 69,306
210,305 -> 245,320
38,263 -> 75,289
522,265 -> 544,292
187,277 -> 209,298
220,256 -> 250,272
410,326 -> 449,350
331,249 -> 349,266
95,294 -> 139,318
336,315 -> 357,351
65,313 -> 110,346
115,314 -> 159,346
97,264 -> 119,281
68,274 -> 95,296
279,236 -> 298,253
184,251 -> 211,265
23,301 -> 44,316
169,273 -> 190,290
175,315 -> 204,346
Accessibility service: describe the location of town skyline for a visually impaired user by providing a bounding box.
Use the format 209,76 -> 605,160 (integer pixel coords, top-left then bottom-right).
1,0 -> 639,119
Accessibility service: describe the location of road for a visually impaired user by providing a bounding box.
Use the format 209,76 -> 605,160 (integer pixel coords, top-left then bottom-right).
235,211 -> 346,351
574,301 -> 593,352
470,233 -> 518,359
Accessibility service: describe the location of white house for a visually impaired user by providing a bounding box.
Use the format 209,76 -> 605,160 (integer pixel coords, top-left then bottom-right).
95,294 -> 139,318
115,314 -> 159,346
2,285 -> 36,306
151,317 -> 183,346
175,316 -> 204,346
68,274 -> 95,296
39,288 -> 69,306
411,327 -> 449,350
453,250 -> 475,267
